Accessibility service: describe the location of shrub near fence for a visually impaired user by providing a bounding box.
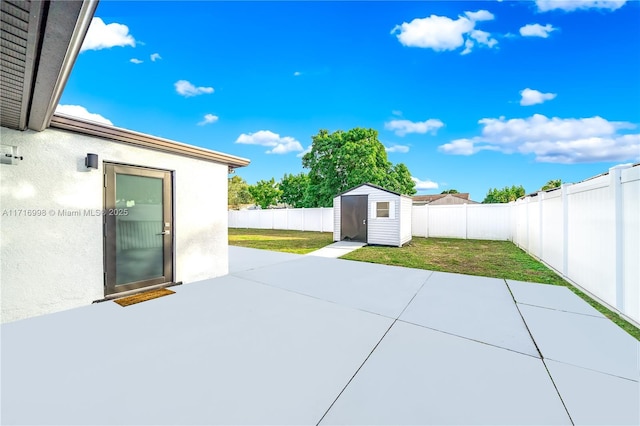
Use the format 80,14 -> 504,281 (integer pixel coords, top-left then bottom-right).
228,164 -> 639,324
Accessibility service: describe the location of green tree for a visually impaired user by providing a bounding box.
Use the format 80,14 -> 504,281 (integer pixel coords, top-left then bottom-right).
248,178 -> 282,209
482,185 -> 526,203
302,128 -> 416,207
441,189 -> 459,194
279,172 -> 311,208
540,179 -> 562,191
384,163 -> 417,196
228,175 -> 254,209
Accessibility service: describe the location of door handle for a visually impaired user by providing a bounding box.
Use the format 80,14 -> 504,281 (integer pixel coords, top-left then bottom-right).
363,219 -> 366,225
157,231 -> 170,235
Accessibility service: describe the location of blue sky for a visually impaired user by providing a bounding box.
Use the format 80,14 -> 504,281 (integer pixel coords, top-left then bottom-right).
58,0 -> 640,201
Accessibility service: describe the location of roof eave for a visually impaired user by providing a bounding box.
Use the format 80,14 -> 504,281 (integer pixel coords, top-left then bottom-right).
50,114 -> 250,168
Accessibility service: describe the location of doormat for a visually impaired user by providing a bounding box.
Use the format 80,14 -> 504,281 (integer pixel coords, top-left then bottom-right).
114,288 -> 175,307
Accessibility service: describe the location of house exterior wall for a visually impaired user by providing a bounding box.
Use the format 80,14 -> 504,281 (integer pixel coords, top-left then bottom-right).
1,127 -> 229,323
333,185 -> 406,247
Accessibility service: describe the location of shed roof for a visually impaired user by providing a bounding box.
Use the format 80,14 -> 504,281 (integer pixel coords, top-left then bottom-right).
335,183 -> 413,199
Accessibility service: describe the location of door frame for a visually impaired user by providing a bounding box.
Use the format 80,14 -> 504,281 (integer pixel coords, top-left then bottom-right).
103,163 -> 174,296
340,194 -> 368,243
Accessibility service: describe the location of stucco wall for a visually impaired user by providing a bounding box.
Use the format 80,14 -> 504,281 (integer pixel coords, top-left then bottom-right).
1,127 -> 229,323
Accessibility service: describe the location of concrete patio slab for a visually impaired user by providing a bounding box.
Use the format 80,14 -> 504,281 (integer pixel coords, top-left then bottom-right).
307,241 -> 366,258
545,359 -> 639,425
234,256 -> 432,318
507,279 -> 604,318
320,321 -> 571,425
1,275 -> 394,425
519,304 -> 639,381
2,247 -> 637,426
399,271 -> 539,357
228,245 -> 302,273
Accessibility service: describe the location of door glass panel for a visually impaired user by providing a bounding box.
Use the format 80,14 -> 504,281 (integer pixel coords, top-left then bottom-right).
115,174 -> 164,285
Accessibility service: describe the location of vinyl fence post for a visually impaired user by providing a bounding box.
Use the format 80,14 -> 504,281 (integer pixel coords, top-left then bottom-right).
538,191 -> 544,260
464,203 -> 468,240
610,164 -> 630,311
425,205 -> 429,238
561,183 -> 571,278
525,196 -> 531,254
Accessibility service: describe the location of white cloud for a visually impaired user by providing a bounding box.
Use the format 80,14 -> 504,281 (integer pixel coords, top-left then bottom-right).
80,17 -> 135,52
520,88 -> 557,106
385,118 -> 444,136
293,71 -> 302,76
391,110 -> 403,117
470,30 -> 498,47
438,114 -> 640,163
536,0 -> 627,12
198,114 -> 219,126
520,23 -> 557,38
55,105 -> 113,126
390,10 -> 497,54
385,144 -> 410,153
438,138 -> 480,155
174,80 -> 214,97
464,10 -> 495,22
411,177 -> 439,190
236,130 -> 303,154
150,53 -> 162,61
130,58 -> 143,64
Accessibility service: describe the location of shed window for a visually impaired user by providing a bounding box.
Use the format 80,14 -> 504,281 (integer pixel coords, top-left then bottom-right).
376,202 -> 390,218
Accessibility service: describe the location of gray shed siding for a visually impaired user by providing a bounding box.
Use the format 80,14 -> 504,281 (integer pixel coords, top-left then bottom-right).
333,196 -> 341,242
400,195 -> 413,245
333,185 -> 411,247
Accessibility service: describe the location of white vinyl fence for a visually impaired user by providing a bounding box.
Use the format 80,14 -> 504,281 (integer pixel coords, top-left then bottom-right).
228,207 -> 334,232
229,164 -> 639,324
511,164 -> 639,325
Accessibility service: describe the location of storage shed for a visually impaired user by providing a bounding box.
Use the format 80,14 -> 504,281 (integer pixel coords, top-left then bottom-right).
333,183 -> 412,247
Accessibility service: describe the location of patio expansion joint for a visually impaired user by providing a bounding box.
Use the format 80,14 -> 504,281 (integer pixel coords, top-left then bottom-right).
315,318 -> 399,426
229,256 -> 304,275
395,318 -> 542,359
544,357 -> 640,383
315,273 -> 432,425
516,301 -> 605,319
229,274 -> 400,321
504,279 -> 576,426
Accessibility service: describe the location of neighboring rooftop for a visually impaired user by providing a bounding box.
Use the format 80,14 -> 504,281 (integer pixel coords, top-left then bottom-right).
412,193 -> 478,205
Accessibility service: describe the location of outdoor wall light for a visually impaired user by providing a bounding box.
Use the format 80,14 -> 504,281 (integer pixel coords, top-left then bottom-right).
85,153 -> 99,170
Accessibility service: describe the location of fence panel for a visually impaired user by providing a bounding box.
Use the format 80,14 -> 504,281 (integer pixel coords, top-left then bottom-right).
466,204 -> 510,240
303,208 -> 323,232
540,190 -> 563,273
427,205 -> 467,239
322,208 -> 334,232
621,167 -> 639,322
527,197 -> 541,258
411,205 -> 428,237
566,175 -> 616,307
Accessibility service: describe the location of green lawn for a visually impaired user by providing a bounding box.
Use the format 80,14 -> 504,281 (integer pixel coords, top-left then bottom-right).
228,228 -> 333,254
343,237 -> 639,340
228,229 -> 639,340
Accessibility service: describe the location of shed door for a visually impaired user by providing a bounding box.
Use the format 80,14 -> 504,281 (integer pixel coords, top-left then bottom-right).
104,164 -> 174,296
341,195 -> 368,242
